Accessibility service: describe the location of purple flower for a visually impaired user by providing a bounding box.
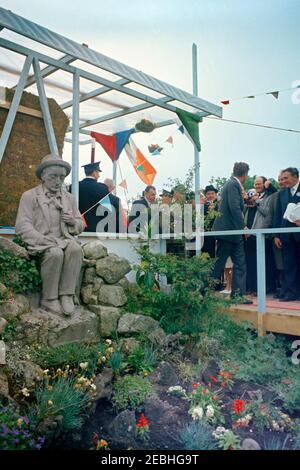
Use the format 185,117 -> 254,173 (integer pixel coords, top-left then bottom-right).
13,438 -> 20,445
20,416 -> 30,425
38,436 -> 45,445
35,444 -> 42,450
12,429 -> 20,436
1,425 -> 9,435
23,430 -> 31,438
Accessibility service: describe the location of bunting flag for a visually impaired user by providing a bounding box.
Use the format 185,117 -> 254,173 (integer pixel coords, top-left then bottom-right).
120,205 -> 128,228
220,85 -> 300,105
100,194 -> 113,212
119,179 -> 128,190
148,143 -> 163,154
125,137 -> 157,185
166,136 -> 174,146
91,128 -> 135,162
176,108 -> 201,151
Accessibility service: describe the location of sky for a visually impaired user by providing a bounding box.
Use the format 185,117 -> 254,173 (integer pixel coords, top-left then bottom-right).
0,0 -> 299,201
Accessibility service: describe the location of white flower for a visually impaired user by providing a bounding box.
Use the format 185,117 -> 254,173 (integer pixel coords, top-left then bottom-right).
189,406 -> 204,420
212,427 -> 227,439
90,384 -> 97,391
105,339 -> 112,345
206,405 -> 215,419
79,362 -> 89,370
21,387 -> 30,397
167,386 -> 186,396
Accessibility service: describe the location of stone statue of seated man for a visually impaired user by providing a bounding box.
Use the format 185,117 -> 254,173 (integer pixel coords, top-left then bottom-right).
15,154 -> 84,316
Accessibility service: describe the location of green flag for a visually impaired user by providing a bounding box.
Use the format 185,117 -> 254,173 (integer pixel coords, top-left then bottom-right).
176,108 -> 201,151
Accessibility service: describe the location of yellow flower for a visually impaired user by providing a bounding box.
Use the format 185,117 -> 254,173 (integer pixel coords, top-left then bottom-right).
17,418 -> 24,427
48,385 -> 53,391
21,387 -> 30,397
79,362 -> 89,370
143,371 -> 148,377
105,339 -> 112,345
48,400 -> 53,406
96,439 -> 108,450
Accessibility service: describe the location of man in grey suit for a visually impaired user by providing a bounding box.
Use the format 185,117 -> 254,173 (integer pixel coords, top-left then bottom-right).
212,162 -> 252,303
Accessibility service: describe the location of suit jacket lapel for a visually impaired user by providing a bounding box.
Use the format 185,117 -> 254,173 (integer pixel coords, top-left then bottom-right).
35,185 -> 51,230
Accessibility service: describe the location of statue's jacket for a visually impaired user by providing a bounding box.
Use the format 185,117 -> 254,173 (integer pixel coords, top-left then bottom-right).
15,184 -> 84,254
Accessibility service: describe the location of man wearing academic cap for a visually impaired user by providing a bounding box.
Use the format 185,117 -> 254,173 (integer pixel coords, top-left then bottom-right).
15,154 -> 84,316
78,161 -> 109,232
202,185 -> 219,258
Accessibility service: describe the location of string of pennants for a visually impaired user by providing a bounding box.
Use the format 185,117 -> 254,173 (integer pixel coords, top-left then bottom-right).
89,108 -> 201,187
220,84 -> 300,105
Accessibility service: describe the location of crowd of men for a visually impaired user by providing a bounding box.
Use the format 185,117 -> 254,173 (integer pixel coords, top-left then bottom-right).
75,159 -> 300,304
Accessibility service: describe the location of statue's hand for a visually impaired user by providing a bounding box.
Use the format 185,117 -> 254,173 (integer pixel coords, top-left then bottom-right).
61,214 -> 76,226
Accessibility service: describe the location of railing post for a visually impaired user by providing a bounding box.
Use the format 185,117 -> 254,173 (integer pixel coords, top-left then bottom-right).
256,231 -> 266,336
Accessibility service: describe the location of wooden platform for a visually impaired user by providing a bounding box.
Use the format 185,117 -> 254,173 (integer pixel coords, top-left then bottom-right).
227,296 -> 300,336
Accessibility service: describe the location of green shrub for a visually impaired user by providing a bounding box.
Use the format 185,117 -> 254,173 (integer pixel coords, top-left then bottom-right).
1,317 -> 18,343
180,421 -> 218,450
30,342 -> 105,376
112,375 -> 153,410
34,377 -> 90,435
108,351 -> 124,374
127,345 -> 157,373
0,248 -> 41,294
263,435 -> 289,450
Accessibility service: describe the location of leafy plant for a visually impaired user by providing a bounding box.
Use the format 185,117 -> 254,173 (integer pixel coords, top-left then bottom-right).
30,342 -> 105,376
180,421 -> 218,450
0,248 -> 41,294
213,428 -> 241,450
112,375 -> 153,410
127,345 -> 157,373
108,351 -> 124,375
263,435 -> 289,450
1,317 -> 18,343
0,404 -> 45,450
34,377 -> 90,435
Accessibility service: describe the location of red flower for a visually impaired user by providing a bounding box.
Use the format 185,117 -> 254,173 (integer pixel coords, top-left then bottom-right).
192,383 -> 199,389
201,388 -> 208,394
232,399 -> 246,414
93,432 -> 99,446
209,375 -> 218,383
136,413 -> 150,428
212,396 -> 218,401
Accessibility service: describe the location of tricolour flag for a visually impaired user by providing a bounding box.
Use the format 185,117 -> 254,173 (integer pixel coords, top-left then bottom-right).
91,129 -> 135,162
125,137 -> 157,185
100,194 -> 113,212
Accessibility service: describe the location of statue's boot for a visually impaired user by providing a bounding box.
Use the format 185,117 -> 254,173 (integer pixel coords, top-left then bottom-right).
40,299 -> 62,314
60,295 -> 75,316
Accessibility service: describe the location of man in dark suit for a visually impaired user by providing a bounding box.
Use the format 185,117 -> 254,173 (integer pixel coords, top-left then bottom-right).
128,185 -> 156,234
202,184 -> 219,258
274,167 -> 300,301
212,162 -> 252,303
78,161 -> 109,232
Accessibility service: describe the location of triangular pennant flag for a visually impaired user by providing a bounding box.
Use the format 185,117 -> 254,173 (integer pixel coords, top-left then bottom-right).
148,143 -> 163,154
100,194 -> 113,212
166,136 -> 174,146
176,108 -> 201,151
245,95 -> 255,99
91,129 -> 135,162
178,125 -> 184,134
268,91 -> 279,99
119,179 -> 128,190
151,149 -> 161,156
221,100 -> 230,105
125,137 -> 157,185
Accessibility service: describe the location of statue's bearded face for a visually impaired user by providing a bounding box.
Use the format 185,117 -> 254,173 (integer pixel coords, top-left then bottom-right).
41,166 -> 67,193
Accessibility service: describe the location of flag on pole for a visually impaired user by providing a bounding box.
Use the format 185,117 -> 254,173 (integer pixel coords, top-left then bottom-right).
100,194 -> 113,212
125,137 -> 157,185
91,129 -> 135,162
268,91 -> 279,99
176,108 -> 201,151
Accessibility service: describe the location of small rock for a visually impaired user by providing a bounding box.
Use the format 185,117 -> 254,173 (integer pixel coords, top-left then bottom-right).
202,360 -> 220,385
242,438 -> 261,450
11,360 -> 44,387
108,410 -> 137,446
0,340 -> 6,365
0,283 -> 8,298
0,369 -> 9,397
0,317 -> 8,335
88,305 -> 121,337
0,294 -> 30,320
83,267 -> 96,285
83,241 -> 108,259
93,277 -> 104,293
144,395 -> 183,427
118,313 -> 160,335
149,361 -> 179,386
118,277 -> 130,290
98,285 -> 127,307
81,285 -> 98,305
96,255 -> 131,284
0,237 -> 29,259
95,368 -> 113,401
120,338 -> 141,355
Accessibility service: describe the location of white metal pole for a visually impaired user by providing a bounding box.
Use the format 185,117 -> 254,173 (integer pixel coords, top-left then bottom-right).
113,160 -> 117,195
192,43 -> 202,255
72,69 -> 80,204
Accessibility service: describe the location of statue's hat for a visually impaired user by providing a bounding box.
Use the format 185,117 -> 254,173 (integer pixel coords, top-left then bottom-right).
36,154 -> 71,179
